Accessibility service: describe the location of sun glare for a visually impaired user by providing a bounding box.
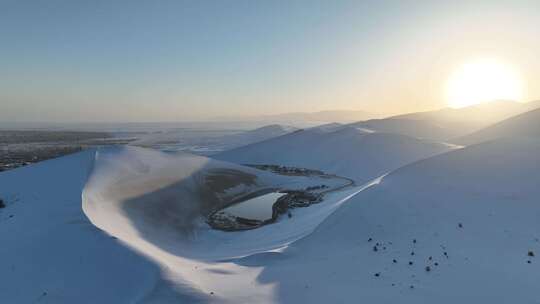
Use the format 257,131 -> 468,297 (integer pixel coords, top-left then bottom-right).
446,59 -> 523,108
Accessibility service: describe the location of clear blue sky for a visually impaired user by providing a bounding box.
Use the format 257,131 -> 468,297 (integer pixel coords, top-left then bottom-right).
2,0 -> 540,122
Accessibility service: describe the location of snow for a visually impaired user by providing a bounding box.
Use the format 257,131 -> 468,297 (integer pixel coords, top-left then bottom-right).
239,137 -> 540,303
1,146 -> 379,302
218,124 -> 298,147
2,108 -> 540,303
456,108 -> 540,145
348,118 -> 458,140
81,146 -> 385,301
307,122 -> 344,133
214,126 -> 452,183
130,124 -> 297,155
348,100 -> 540,141
81,137 -> 540,303
391,99 -> 540,136
0,150 -> 186,303
81,146 -> 373,259
214,110 -> 377,125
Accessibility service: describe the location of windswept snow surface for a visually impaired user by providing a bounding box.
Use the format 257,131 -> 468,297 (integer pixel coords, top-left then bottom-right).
83,146 -> 315,260
214,126 -> 452,183
308,122 -> 344,133
348,118 -> 458,140
456,108 -> 540,145
130,124 -> 297,155
0,150 -> 189,303
343,101 -> 540,141
390,99 -> 540,136
4,136 -> 540,303
219,124 -> 298,147
242,138 -> 540,303
0,146 -> 375,303
82,146 -> 380,302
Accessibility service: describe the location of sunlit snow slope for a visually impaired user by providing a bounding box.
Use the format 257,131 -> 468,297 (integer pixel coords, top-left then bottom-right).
3,130 -> 539,303
0,146 -> 377,303
214,126 -> 451,182
0,150 -> 189,303
390,100 -> 540,137
456,108 -> 540,145
131,124 -> 297,153
244,138 -> 540,303
81,146 -> 382,302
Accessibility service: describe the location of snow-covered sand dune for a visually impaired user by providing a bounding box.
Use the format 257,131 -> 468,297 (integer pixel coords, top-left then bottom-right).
245,138 -> 540,303
214,126 -> 452,183
83,146 -> 330,261
389,100 -> 540,137
219,124 -> 298,146
81,146 -> 383,301
456,108 -> 540,145
347,118 -> 459,140
0,150 -> 190,303
130,124 -> 297,154
1,146 -> 378,302
3,124 -> 540,302
344,100 -> 540,141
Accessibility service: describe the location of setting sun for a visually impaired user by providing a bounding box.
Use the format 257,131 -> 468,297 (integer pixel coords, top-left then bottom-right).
446,59 -> 524,108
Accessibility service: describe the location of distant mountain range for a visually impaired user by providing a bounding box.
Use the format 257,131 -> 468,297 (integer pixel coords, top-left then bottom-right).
345,100 -> 540,141
212,100 -> 540,140
391,100 -> 540,133
213,110 -> 379,125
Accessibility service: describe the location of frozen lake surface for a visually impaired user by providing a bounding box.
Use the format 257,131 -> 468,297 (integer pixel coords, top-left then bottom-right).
221,192 -> 286,221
